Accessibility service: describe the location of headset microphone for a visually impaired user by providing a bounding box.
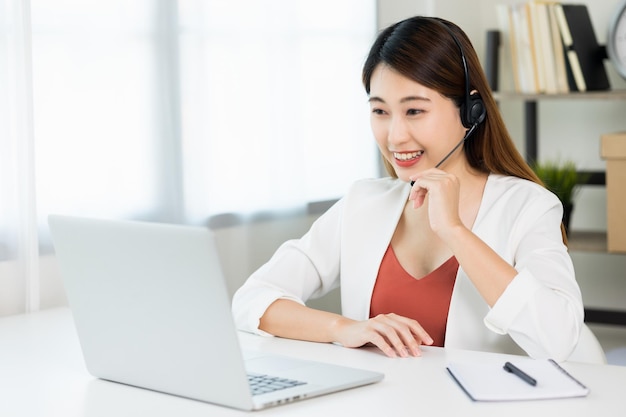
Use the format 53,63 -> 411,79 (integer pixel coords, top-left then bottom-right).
409,122 -> 478,186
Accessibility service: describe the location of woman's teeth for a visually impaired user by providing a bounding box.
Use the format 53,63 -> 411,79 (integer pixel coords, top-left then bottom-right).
393,151 -> 423,161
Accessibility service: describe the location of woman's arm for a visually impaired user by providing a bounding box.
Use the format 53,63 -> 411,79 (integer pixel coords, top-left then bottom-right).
410,170 -> 517,305
410,172 -> 583,360
259,298 -> 433,358
234,179 -> 433,358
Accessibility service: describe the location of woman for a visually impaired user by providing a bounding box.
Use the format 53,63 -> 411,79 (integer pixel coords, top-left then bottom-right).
232,16 -> 583,361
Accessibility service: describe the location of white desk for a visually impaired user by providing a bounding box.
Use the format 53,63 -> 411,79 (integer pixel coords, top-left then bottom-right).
2,308 -> 625,417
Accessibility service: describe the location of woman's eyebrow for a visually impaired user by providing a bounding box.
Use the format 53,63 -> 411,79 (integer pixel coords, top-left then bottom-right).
367,95 -> 430,104
400,95 -> 430,103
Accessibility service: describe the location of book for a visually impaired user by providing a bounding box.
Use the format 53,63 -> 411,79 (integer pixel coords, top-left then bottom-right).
553,3 -> 585,91
528,2 -> 547,93
496,4 -> 521,92
531,2 -> 560,93
555,3 -> 610,92
510,3 -> 539,93
547,3 -> 570,93
447,358 -> 590,402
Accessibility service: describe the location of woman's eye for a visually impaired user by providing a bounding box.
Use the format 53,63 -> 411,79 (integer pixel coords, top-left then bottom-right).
406,108 -> 422,116
371,108 -> 386,115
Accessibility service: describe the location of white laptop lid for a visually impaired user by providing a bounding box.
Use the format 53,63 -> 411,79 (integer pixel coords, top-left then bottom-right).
48,215 -> 383,411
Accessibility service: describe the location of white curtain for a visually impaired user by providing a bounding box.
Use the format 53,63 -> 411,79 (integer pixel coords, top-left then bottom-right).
0,0 -> 377,315
0,0 -> 39,315
178,0 -> 378,220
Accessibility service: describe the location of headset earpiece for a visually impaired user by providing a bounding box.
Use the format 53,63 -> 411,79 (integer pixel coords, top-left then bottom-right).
461,92 -> 486,128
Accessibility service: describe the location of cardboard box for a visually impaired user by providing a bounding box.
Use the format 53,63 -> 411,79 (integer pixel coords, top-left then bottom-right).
601,132 -> 626,253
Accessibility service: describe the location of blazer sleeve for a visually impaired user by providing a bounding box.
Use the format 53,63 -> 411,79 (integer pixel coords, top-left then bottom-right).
232,198 -> 344,336
483,188 -> 584,361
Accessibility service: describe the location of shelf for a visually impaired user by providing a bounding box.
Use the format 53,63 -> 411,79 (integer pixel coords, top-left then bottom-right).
493,89 -> 626,101
578,170 -> 605,186
585,308 -> 626,326
568,231 -> 626,325
493,89 -> 626,164
568,231 -> 608,253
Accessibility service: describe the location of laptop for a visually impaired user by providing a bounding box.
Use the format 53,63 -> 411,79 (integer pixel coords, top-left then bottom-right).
48,215 -> 383,411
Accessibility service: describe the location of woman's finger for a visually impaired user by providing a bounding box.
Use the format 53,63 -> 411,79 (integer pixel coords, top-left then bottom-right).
368,314 -> 433,357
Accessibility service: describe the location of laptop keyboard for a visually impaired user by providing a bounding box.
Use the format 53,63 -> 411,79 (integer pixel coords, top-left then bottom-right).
247,373 -> 307,396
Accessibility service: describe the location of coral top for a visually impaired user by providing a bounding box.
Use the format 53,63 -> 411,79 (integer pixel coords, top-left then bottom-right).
369,245 -> 458,347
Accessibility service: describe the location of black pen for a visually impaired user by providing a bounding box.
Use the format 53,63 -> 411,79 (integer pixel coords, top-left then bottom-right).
503,361 -> 537,386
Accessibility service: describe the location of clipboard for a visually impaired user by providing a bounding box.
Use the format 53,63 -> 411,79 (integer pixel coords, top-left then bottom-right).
446,358 -> 589,402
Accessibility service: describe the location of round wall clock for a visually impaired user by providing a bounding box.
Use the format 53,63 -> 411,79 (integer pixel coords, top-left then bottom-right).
607,0 -> 626,79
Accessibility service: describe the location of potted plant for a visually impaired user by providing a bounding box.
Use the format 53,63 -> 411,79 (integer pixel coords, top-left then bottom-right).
532,159 -> 589,235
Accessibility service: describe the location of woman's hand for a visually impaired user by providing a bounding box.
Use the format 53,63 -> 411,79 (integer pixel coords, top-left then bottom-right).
330,313 -> 433,358
408,169 -> 463,234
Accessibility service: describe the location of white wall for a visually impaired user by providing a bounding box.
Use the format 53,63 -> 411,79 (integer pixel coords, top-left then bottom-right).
211,211 -> 342,314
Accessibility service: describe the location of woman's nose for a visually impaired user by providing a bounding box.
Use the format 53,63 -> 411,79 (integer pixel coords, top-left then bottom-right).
387,117 -> 411,145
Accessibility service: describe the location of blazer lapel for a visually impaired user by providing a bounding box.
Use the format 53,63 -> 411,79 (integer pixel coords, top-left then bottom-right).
340,179 -> 409,320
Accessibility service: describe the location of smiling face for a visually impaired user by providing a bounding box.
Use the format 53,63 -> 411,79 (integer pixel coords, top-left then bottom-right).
368,64 -> 468,181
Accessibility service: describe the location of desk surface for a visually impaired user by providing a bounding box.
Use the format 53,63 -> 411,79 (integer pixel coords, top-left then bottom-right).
2,308 -> 626,417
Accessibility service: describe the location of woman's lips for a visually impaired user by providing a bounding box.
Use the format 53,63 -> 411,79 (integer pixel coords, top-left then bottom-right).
393,151 -> 423,167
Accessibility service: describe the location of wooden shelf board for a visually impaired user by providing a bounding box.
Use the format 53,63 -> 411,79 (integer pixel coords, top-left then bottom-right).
568,231 -> 608,253
493,89 -> 626,101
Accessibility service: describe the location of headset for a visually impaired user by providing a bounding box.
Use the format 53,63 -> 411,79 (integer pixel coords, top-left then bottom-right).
431,18 -> 486,129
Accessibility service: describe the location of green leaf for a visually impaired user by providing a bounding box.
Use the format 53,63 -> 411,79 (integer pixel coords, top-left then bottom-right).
531,159 -> 590,204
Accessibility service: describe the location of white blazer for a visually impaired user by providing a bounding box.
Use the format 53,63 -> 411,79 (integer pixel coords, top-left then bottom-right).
232,174 -> 584,361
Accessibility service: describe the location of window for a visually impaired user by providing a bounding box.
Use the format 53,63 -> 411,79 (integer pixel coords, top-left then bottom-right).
178,0 -> 378,219
32,0 -> 378,228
